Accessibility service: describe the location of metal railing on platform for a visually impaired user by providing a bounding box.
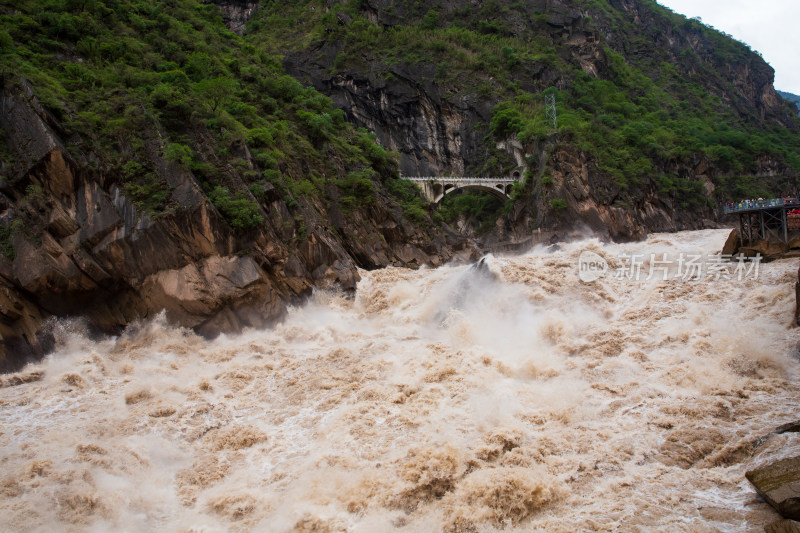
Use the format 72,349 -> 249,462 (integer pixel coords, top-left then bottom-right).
722,197 -> 800,214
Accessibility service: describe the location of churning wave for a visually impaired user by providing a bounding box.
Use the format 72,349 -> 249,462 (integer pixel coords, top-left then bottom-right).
1,228 -> 799,532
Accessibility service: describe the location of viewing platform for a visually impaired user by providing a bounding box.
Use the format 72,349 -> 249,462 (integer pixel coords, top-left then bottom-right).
721,197 -> 800,245
722,197 -> 800,214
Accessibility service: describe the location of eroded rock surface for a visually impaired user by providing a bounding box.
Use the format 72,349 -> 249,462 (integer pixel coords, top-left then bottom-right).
747,456 -> 800,521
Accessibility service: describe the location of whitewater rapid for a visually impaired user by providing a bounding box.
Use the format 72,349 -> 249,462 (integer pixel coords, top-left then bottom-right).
1,229 -> 799,532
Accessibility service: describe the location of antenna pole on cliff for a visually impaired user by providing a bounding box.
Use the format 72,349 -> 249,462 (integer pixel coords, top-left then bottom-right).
545,93 -> 557,130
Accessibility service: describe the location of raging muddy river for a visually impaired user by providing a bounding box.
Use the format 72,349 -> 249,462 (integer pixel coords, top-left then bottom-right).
2,229 -> 800,532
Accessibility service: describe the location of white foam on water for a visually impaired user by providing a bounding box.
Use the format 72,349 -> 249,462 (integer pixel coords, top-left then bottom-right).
1,229 -> 799,532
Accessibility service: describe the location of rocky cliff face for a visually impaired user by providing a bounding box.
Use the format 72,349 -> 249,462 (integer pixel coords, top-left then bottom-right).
281,0 -> 582,177
513,145 -> 717,241
211,0 -> 258,34
284,55 -> 716,242
597,0 -> 788,123
778,91 -> 800,117
259,0 -> 799,242
0,79 -> 460,371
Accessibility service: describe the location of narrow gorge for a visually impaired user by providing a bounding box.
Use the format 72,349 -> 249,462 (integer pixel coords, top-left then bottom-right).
1,0 -> 799,365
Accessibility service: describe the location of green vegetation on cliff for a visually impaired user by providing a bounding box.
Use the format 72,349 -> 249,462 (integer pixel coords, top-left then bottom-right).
779,90 -> 800,116
0,0 -> 425,234
250,0 -> 800,214
3,0 -> 800,240
438,191 -> 506,234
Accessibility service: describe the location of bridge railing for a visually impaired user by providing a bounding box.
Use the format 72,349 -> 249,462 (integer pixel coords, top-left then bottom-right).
722,197 -> 800,214
405,176 -> 517,182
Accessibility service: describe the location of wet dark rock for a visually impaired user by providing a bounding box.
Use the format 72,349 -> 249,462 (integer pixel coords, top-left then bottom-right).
746,456 -> 800,520
776,421 -> 800,435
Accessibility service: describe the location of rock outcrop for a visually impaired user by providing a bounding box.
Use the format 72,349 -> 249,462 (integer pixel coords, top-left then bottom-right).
719,228 -> 800,262
722,228 -> 741,256
0,78 -> 460,371
747,456 -> 800,520
739,240 -> 792,260
747,422 -> 800,524
212,0 -> 258,34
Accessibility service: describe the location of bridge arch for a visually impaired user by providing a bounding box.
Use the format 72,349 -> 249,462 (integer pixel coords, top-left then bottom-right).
436,184 -> 509,203
404,176 -> 518,203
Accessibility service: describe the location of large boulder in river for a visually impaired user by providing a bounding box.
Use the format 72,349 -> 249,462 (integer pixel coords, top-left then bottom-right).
139,255 -> 284,336
721,228 -> 740,256
739,239 -> 790,261
746,455 -> 800,520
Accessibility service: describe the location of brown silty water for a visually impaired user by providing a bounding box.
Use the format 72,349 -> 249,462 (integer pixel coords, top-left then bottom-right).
1,229 -> 799,532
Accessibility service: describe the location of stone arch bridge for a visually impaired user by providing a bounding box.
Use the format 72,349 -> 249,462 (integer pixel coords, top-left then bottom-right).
405,176 -> 519,203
